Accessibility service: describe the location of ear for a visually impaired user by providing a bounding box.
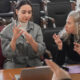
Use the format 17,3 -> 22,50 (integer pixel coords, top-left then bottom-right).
16,9 -> 18,15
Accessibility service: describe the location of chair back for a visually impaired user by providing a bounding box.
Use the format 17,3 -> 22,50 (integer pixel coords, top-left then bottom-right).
47,2 -> 72,28
0,26 -> 5,69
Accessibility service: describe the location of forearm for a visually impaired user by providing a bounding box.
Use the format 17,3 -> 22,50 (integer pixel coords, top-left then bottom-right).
10,38 -> 16,51
1,38 -> 16,58
29,39 -> 38,52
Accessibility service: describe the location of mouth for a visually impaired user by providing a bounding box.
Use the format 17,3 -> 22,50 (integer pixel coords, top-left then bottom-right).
22,19 -> 28,23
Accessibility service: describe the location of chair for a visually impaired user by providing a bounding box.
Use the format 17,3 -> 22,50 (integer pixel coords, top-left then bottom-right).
0,26 -> 5,69
50,0 -> 70,2
0,0 -> 14,17
0,39 -> 5,69
32,3 -> 41,26
42,28 -> 61,61
0,0 -> 17,25
47,2 -> 72,28
30,0 -> 41,3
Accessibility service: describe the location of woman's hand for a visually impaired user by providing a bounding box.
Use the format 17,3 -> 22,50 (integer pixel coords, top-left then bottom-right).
45,59 -> 71,80
53,34 -> 63,50
74,42 -> 80,55
23,31 -> 34,44
10,25 -> 23,51
12,25 -> 23,41
23,31 -> 38,52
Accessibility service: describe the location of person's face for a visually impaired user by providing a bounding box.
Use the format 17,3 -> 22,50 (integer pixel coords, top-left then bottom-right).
16,4 -> 32,23
65,16 -> 76,34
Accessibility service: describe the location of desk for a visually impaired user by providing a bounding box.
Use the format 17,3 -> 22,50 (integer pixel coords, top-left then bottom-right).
0,67 -> 80,80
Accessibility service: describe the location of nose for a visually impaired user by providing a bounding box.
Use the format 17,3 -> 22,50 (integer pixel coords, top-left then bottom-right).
25,13 -> 29,18
65,24 -> 68,30
65,23 -> 68,28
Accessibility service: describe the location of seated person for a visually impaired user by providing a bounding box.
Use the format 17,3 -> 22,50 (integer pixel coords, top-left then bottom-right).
45,59 -> 71,80
53,10 -> 80,65
0,0 -> 46,69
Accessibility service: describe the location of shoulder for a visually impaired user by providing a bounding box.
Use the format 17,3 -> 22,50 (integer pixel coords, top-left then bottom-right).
29,21 -> 41,30
0,22 -> 14,36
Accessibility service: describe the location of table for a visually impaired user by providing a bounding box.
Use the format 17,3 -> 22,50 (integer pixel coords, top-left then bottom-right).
0,67 -> 80,80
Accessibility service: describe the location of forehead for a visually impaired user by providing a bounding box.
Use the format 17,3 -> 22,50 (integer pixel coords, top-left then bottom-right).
19,4 -> 32,11
66,16 -> 74,22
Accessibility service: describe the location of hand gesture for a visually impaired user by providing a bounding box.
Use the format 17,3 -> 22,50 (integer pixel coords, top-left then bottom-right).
53,34 -> 63,50
12,25 -> 23,41
23,31 -> 34,44
45,59 -> 71,80
10,25 -> 23,51
74,42 -> 80,55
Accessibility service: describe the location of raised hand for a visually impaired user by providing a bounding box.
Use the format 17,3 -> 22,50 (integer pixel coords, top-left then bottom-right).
10,25 -> 24,51
23,31 -> 33,44
45,59 -> 71,80
12,25 -> 23,41
74,42 -> 80,55
53,34 -> 63,50
23,31 -> 38,52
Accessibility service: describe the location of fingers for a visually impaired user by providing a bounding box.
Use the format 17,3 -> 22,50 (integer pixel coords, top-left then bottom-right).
13,24 -> 22,31
17,30 -> 24,37
53,34 -> 60,41
74,42 -> 80,55
53,34 -> 57,40
23,31 -> 29,36
14,24 -> 21,28
74,42 -> 80,50
53,34 -> 62,45
23,31 -> 33,44
13,25 -> 24,40
45,59 -> 59,72
74,42 -> 79,47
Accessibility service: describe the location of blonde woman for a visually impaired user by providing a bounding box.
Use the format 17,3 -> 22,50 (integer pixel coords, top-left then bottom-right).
53,10 -> 80,65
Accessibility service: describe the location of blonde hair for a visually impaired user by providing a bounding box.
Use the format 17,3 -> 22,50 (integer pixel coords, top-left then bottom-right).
59,10 -> 80,43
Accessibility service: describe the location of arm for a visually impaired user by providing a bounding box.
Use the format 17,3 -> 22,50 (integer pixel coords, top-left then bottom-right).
0,24 -> 23,58
45,59 -> 71,80
74,42 -> 80,55
23,31 -> 38,52
1,36 -> 16,58
53,34 -> 66,65
10,25 -> 23,51
36,27 -> 46,55
23,27 -> 46,55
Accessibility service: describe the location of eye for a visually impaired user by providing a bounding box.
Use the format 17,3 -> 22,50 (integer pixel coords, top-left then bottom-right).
21,10 -> 26,14
21,10 -> 32,15
28,10 -> 32,14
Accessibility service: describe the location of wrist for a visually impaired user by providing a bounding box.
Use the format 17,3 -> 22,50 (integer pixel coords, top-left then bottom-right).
29,39 -> 35,45
12,38 -> 16,43
10,38 -> 16,51
58,45 -> 62,50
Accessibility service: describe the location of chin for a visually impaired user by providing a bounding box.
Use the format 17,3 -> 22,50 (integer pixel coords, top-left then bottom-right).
66,31 -> 71,34
22,21 -> 28,23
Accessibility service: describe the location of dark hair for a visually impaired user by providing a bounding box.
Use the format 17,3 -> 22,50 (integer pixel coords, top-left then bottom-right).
13,0 -> 32,20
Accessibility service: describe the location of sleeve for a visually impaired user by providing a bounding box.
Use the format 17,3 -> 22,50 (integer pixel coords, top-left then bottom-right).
1,37 -> 16,58
36,27 -> 46,56
0,26 -> 16,58
54,41 -> 67,66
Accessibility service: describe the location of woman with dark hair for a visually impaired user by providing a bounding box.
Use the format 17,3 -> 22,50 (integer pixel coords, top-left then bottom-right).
0,0 -> 46,69
53,10 -> 80,65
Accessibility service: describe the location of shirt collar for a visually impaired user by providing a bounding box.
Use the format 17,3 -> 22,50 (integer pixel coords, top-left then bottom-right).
26,21 -> 34,32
